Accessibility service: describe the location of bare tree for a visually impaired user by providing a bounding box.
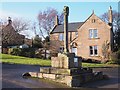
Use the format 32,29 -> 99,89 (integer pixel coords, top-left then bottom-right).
37,7 -> 63,39
101,10 -> 120,32
102,40 -> 110,61
12,18 -> 30,33
31,22 -> 37,36
100,10 -> 120,51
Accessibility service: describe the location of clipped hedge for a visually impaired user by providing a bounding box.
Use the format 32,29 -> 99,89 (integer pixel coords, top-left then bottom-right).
10,48 -> 35,58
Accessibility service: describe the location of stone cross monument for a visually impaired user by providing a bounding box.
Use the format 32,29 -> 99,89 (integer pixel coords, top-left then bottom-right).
63,6 -> 69,53
24,6 -> 105,87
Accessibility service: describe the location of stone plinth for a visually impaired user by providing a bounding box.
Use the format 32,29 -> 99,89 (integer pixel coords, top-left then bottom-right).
27,68 -> 103,87
51,53 -> 82,69
40,67 -> 92,75
22,52 -> 104,87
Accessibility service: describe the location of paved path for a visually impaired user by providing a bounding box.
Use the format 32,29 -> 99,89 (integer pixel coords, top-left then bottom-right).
82,67 -> 120,89
2,63 -> 120,89
2,64 -> 67,89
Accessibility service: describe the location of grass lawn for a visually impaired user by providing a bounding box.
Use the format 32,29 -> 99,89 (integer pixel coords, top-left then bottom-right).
1,54 -> 51,66
0,54 -> 118,67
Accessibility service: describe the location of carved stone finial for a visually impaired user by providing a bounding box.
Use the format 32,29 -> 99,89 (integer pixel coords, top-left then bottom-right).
109,6 -> 112,10
63,6 -> 69,16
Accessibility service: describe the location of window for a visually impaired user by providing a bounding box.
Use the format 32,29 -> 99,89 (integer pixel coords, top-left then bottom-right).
75,32 -> 78,37
94,45 -> 98,55
92,19 -> 96,23
59,33 -> 64,41
89,45 -> 98,56
90,46 -> 93,55
89,29 -> 98,38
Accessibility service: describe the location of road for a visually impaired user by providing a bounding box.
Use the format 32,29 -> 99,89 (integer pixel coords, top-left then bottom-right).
2,63 -> 120,89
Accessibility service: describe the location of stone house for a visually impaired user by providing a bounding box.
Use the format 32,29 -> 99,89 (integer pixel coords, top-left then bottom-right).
1,17 -> 25,53
50,7 -> 113,61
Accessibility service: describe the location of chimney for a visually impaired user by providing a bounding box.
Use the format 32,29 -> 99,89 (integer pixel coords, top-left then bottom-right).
108,6 -> 113,26
8,17 -> 12,25
55,15 -> 59,26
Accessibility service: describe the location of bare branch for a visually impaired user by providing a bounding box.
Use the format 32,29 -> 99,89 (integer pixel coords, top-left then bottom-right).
37,7 -> 63,38
12,18 -> 30,33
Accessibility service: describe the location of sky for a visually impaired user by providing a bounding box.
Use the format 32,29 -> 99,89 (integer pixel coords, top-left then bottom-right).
1,2 -> 118,22
0,2 -> 119,38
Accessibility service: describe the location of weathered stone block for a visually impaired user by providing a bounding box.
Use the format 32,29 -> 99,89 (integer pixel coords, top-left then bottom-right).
64,76 -> 73,87
42,73 -> 56,79
40,67 -> 51,73
51,68 -> 70,75
56,74 -> 66,80
29,72 -> 38,77
40,67 -> 70,75
38,73 -> 43,78
51,57 -> 60,68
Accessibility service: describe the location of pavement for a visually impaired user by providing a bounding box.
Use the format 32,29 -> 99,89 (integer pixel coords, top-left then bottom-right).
1,63 -> 120,89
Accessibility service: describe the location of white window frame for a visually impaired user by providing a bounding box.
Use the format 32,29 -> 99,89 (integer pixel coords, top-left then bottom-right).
89,29 -> 98,38
89,45 -> 98,56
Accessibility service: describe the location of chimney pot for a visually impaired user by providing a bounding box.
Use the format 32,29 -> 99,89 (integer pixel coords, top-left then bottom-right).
8,17 -> 12,25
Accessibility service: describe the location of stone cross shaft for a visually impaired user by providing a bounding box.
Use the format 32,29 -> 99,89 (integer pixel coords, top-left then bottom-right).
63,6 -> 69,53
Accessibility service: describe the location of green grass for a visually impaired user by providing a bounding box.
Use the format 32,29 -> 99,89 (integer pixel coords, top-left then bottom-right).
82,62 -> 112,68
1,54 -> 27,59
1,54 -> 51,66
1,54 -> 118,67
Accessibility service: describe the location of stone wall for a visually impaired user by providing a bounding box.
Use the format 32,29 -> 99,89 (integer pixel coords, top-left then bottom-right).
77,13 -> 112,61
50,32 -> 78,54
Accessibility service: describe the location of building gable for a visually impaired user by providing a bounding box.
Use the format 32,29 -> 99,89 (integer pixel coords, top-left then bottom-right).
78,13 -> 111,31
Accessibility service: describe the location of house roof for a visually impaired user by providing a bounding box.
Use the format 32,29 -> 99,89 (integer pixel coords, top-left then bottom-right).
1,22 -> 25,47
51,11 -> 111,34
51,22 -> 84,33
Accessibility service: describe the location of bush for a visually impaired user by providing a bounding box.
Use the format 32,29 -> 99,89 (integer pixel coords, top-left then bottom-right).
11,48 -> 21,56
20,48 -> 35,58
11,48 -> 35,58
108,50 -> 120,64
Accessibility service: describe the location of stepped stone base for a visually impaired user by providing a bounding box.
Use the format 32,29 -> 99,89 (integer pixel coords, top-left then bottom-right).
40,67 -> 93,75
28,67 -> 104,87
23,53 -> 105,87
